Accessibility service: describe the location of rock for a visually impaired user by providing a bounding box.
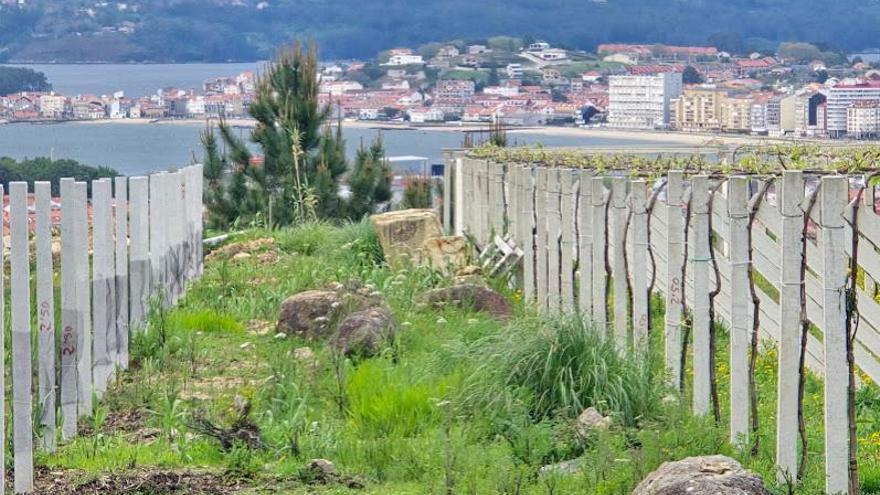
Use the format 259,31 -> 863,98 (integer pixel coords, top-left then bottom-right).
539,458 -> 583,476
276,287 -> 374,339
456,265 -> 482,277
420,284 -> 513,319
632,455 -> 771,495
371,209 -> 444,267
330,307 -> 397,357
277,290 -> 346,339
293,346 -> 316,362
232,252 -> 252,261
247,319 -> 273,336
308,459 -> 336,477
422,235 -> 467,273
576,407 -> 611,437
453,265 -> 487,286
206,237 -> 277,262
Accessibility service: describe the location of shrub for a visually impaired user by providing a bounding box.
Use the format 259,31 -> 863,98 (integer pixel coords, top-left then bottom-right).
460,315 -> 659,426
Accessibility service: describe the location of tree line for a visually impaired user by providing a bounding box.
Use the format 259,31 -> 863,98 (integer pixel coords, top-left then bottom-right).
3,0 -> 880,62
0,157 -> 118,196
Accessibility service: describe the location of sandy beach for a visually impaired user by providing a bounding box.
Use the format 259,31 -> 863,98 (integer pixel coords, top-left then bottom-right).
20,117 -> 862,153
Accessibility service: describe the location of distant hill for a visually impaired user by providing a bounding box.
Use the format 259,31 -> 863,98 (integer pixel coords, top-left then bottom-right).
0,0 -> 877,63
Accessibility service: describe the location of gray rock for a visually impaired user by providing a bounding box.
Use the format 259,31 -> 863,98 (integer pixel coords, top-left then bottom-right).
576,407 -> 611,437
276,286 -> 374,339
330,307 -> 397,357
277,290 -> 344,339
308,458 -> 336,477
632,455 -> 771,495
419,284 -> 513,319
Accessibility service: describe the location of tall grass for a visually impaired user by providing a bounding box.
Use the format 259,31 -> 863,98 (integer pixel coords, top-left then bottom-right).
460,315 -> 660,426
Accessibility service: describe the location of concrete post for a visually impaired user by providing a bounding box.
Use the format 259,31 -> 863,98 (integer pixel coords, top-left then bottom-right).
611,177 -> 628,351
577,170 -> 593,317
630,179 -> 649,349
665,171 -> 684,386
728,176 -> 751,446
60,179 -> 78,440
821,175 -> 848,495
691,175 -> 711,416
776,170 -> 804,482
10,182 -> 34,493
35,182 -> 55,452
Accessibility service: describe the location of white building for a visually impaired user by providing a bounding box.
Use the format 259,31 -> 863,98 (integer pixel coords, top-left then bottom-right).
386,54 -> 425,66
847,100 -> 880,138
506,63 -> 524,79
535,48 -> 568,61
527,42 -> 551,52
607,72 -> 683,129
408,107 -> 445,123
321,80 -> 364,96
826,81 -> 880,136
484,85 -> 520,97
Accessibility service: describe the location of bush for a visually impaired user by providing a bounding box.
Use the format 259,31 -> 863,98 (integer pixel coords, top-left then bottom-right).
460,315 -> 659,426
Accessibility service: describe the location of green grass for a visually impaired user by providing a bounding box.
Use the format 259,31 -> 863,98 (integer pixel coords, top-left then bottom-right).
32,219 -> 880,494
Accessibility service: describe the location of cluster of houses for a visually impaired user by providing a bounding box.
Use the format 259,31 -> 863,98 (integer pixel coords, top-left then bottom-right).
6,39 -> 880,140
319,43 -> 608,126
602,45 -> 880,139
0,72 -> 257,121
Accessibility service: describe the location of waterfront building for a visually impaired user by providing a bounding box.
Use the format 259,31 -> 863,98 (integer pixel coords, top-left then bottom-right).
827,81 -> 880,137
607,72 -> 682,129
847,100 -> 880,138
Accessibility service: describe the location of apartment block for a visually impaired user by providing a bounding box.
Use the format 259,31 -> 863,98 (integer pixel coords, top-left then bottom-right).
607,72 -> 683,129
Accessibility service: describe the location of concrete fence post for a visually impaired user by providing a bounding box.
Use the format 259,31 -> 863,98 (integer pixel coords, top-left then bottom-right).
75,181 -> 92,418
665,171 -> 684,386
520,166 -> 536,304
560,170 -> 577,313
727,176 -> 751,447
535,168 -> 549,311
776,170 -> 804,482
577,170 -> 593,317
454,157 -> 464,235
115,176 -> 129,369
591,176 -> 607,332
10,182 -> 34,493
442,152 -> 453,232
149,173 -> 164,303
129,176 -> 150,328
60,179 -> 78,440
35,181 -> 55,452
546,169 -> 562,312
630,179 -> 649,349
92,179 -> 114,396
821,175 -> 848,495
611,177 -> 628,351
690,175 -> 711,416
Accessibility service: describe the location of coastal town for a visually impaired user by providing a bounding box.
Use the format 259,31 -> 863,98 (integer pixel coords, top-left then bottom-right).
4,39 -> 880,139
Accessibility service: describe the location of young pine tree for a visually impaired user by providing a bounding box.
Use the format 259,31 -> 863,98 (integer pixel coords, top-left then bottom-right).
200,40 -> 353,228
347,135 -> 392,220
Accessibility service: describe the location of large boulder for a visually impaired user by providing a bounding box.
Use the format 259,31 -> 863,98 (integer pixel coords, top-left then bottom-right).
277,290 -> 342,339
419,284 -> 513,319
277,288 -> 372,339
422,235 -> 468,273
633,455 -> 770,495
371,209 -> 444,267
330,307 -> 397,357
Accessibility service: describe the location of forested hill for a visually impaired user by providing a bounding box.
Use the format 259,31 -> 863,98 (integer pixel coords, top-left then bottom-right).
1,0 -> 878,63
